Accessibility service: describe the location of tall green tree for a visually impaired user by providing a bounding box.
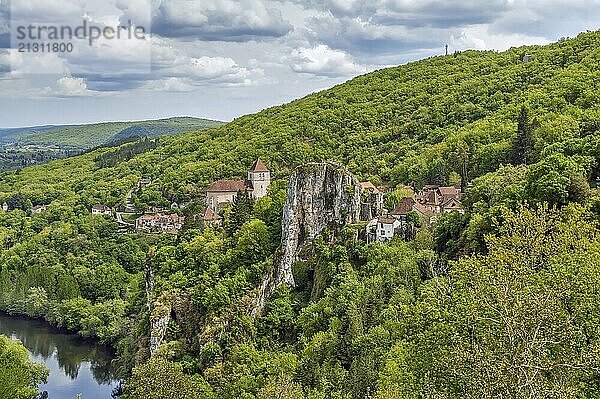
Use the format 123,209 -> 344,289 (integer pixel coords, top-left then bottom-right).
513,107 -> 534,165
386,205 -> 600,398
123,357 -> 214,399
0,335 -> 48,399
224,190 -> 254,237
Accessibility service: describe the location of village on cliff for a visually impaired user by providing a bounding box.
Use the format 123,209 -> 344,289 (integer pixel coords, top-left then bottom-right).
6,159 -> 464,244
72,158 -> 464,244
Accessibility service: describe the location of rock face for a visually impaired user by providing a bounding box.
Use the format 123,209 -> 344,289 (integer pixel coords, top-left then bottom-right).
277,162 -> 363,285
144,264 -> 163,357
145,255 -> 172,357
149,298 -> 171,357
253,162 -> 363,315
150,312 -> 170,356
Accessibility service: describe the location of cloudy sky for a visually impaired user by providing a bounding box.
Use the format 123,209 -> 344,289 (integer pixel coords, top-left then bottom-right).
0,0 -> 599,127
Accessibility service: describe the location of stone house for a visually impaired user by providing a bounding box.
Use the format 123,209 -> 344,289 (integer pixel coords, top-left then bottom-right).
415,185 -> 463,215
360,181 -> 384,219
206,179 -> 251,212
441,197 -> 464,214
366,216 -> 401,243
136,213 -> 185,234
91,204 -> 112,216
390,197 -> 416,222
138,178 -> 152,189
412,202 -> 436,224
206,158 -> 271,211
202,207 -> 223,227
390,196 -> 439,225
247,158 -> 271,199
30,205 -> 47,215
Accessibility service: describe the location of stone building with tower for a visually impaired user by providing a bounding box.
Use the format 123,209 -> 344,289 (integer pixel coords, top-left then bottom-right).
205,158 -> 271,211
247,158 -> 271,198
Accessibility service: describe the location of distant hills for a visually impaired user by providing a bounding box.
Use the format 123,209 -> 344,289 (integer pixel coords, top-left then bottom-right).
0,117 -> 224,148
0,117 -> 224,170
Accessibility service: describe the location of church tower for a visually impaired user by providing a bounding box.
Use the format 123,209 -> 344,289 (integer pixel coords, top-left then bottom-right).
248,158 -> 270,199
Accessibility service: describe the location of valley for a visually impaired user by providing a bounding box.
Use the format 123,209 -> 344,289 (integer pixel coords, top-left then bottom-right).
0,117 -> 224,171
0,31 -> 599,399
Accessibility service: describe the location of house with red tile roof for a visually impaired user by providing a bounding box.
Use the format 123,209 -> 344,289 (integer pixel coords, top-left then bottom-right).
206,158 -> 271,211
416,184 -> 463,215
390,197 -> 416,220
202,207 -> 223,227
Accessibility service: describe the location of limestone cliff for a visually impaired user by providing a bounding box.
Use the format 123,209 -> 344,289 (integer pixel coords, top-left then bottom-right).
253,162 -> 363,315
149,294 -> 172,357
145,249 -> 172,357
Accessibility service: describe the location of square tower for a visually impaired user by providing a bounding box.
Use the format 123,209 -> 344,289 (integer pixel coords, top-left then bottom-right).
248,158 -> 270,199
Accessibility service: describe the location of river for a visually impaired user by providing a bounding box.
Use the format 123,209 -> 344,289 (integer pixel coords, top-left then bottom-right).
0,313 -> 121,399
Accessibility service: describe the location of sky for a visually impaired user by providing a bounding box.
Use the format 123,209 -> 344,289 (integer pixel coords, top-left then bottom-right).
0,0 -> 599,128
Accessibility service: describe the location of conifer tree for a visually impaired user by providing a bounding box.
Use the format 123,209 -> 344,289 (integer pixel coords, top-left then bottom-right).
224,190 -> 254,236
513,106 -> 533,165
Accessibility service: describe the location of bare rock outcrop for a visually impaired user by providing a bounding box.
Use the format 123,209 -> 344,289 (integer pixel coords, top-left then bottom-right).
253,162 -> 363,315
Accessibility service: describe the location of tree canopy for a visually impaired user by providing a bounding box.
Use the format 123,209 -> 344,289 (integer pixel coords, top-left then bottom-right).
0,335 -> 48,399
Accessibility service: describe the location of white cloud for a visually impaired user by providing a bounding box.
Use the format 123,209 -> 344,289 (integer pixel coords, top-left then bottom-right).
450,25 -> 549,52
9,0 -> 84,22
490,0 -> 600,38
54,76 -> 92,96
8,0 -> 149,25
296,0 -> 600,59
148,38 -> 262,86
0,48 -> 12,69
188,57 -> 250,80
2,0 -> 600,125
114,0 -> 154,26
303,11 -> 443,57
287,44 -> 367,77
67,31 -> 153,76
5,51 -> 69,76
141,77 -> 194,92
291,0 -> 510,26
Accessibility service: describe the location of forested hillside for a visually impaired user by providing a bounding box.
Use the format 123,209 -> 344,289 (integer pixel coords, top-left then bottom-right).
0,117 -> 223,147
0,117 -> 223,171
0,31 -> 600,399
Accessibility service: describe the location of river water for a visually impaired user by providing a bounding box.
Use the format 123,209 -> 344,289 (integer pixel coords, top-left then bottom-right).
0,313 -> 120,399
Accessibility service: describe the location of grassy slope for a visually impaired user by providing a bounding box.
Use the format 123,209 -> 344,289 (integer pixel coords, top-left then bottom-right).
0,31 -> 599,206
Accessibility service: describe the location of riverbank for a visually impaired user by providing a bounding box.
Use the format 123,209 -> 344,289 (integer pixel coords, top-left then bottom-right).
0,312 -> 122,399
0,292 -> 127,345
0,310 -> 89,341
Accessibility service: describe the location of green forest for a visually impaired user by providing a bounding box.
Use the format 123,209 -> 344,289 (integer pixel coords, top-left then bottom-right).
0,117 -> 223,171
1,30 -> 600,398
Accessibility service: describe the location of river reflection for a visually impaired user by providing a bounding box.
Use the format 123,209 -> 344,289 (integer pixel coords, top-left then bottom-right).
0,313 -> 120,399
